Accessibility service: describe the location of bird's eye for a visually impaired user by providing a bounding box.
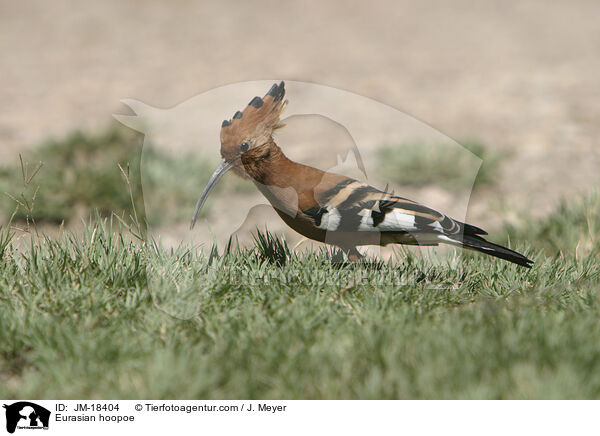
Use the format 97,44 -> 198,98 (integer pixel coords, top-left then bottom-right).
240,142 -> 250,152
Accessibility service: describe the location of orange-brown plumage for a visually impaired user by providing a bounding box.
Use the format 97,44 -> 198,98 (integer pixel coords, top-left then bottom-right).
219,83 -> 288,177
191,81 -> 533,267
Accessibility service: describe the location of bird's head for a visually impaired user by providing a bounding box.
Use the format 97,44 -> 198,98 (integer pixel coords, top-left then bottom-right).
191,81 -> 288,228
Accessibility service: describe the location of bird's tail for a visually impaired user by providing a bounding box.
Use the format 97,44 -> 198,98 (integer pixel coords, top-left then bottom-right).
442,233 -> 533,268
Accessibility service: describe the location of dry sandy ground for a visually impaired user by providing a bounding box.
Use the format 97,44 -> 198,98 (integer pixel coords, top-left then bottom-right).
2,0 -> 599,250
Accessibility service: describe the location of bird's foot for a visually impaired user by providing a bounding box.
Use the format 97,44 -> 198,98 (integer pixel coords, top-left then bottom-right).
347,247 -> 363,262
329,247 -> 362,266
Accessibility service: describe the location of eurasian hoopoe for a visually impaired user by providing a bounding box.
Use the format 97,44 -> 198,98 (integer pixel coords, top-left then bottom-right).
191,81 -> 533,267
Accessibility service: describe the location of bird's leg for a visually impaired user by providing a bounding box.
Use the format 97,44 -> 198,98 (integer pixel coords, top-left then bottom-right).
330,246 -> 362,264
346,247 -> 363,262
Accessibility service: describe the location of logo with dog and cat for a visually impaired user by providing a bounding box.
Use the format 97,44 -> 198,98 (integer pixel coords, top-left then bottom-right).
3,402 -> 50,434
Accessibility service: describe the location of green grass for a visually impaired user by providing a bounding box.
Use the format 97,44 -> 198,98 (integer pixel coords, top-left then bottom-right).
505,190 -> 600,258
376,139 -> 504,190
0,126 -> 252,225
0,128 -> 145,224
1,191 -> 600,399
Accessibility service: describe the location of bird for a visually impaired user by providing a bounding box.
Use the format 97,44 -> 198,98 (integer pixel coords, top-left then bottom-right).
190,81 -> 533,268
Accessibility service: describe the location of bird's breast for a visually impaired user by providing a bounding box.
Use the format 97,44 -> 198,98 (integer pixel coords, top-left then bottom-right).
253,181 -> 301,218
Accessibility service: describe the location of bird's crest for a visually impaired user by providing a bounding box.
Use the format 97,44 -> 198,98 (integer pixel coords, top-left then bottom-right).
219,81 -> 288,160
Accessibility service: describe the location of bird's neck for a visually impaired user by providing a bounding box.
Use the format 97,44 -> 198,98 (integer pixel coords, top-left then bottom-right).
241,140 -> 317,189
240,140 -> 329,215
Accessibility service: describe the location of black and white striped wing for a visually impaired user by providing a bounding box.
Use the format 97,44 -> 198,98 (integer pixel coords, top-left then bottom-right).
303,178 -> 532,267
304,179 -> 485,240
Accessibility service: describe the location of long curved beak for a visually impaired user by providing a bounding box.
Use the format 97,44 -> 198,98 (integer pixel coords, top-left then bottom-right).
190,159 -> 235,229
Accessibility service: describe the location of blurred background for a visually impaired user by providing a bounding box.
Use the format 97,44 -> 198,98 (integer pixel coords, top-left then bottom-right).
1,0 -> 599,249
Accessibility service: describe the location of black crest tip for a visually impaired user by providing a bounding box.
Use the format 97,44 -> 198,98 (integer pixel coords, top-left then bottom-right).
266,83 -> 278,97
221,119 -> 231,128
274,81 -> 286,102
249,96 -> 264,108
233,110 -> 243,119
